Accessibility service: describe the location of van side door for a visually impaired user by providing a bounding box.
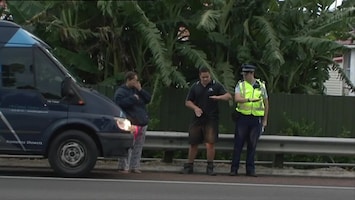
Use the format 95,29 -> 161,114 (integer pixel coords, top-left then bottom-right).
0,46 -> 67,153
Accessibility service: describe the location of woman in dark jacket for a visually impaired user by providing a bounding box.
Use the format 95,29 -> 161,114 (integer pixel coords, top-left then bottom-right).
114,71 -> 151,173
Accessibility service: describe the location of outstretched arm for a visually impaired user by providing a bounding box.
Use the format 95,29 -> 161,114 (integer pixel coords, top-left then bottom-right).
209,92 -> 232,101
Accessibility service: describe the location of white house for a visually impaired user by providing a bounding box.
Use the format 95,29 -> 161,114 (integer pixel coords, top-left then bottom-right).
324,44 -> 355,96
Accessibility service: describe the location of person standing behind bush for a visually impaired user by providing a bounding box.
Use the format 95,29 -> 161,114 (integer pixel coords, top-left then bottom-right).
114,71 -> 151,174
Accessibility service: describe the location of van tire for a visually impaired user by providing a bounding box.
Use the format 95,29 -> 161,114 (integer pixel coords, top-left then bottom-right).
48,130 -> 98,177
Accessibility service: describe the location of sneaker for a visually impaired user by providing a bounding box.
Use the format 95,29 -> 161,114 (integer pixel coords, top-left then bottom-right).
246,172 -> 257,177
206,163 -> 216,176
206,167 -> 216,176
180,163 -> 193,174
131,169 -> 142,174
229,171 -> 238,176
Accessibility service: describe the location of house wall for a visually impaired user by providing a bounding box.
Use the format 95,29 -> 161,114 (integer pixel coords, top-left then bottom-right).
325,46 -> 355,96
348,47 -> 355,96
324,63 -> 343,96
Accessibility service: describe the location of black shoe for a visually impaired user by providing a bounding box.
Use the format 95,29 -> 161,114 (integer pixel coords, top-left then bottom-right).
246,172 -> 257,177
180,163 -> 193,174
207,168 -> 217,176
206,162 -> 217,176
229,171 -> 238,176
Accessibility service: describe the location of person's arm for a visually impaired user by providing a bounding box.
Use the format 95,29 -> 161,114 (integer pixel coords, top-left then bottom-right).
262,98 -> 269,127
137,89 -> 151,104
210,92 -> 232,101
209,83 -> 232,101
235,93 -> 260,103
132,81 -> 151,104
234,92 -> 248,103
185,85 -> 203,117
185,100 -> 203,117
114,88 -> 138,108
234,82 -> 261,103
261,84 -> 269,127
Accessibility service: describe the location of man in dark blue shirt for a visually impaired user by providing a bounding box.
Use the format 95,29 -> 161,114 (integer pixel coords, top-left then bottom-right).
114,71 -> 151,173
182,67 -> 232,175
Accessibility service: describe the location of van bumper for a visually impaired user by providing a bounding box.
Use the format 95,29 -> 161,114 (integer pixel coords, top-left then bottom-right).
98,132 -> 134,157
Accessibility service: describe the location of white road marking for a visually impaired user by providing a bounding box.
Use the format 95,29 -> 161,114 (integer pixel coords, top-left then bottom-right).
0,176 -> 353,190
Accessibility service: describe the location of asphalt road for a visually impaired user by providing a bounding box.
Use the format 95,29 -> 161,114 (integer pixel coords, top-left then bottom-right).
0,157 -> 354,200
0,173 -> 354,200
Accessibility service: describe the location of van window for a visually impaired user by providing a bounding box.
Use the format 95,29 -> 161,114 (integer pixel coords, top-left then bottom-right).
34,48 -> 65,99
0,47 -> 65,100
0,47 -> 35,89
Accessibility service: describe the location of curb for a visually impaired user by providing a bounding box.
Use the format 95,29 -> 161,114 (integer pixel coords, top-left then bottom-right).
1,158 -> 354,178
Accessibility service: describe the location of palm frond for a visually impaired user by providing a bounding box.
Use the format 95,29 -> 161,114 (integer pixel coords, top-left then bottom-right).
176,43 -> 219,81
197,9 -> 222,31
8,1 -> 56,24
252,16 -> 285,73
53,47 -> 99,74
97,0 -> 124,17
303,7 -> 355,36
215,62 -> 236,93
207,32 -> 231,47
332,63 -> 355,92
120,2 -> 187,87
292,36 -> 344,52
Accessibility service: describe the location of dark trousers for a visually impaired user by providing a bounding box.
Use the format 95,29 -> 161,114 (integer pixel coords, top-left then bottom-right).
231,114 -> 262,174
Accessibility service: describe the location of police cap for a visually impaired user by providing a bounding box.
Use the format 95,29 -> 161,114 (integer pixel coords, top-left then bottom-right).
241,64 -> 256,72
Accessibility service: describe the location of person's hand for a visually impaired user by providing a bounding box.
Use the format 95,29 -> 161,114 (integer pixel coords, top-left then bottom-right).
134,81 -> 142,91
134,94 -> 139,100
129,125 -> 138,134
194,107 -> 203,117
262,118 -> 267,127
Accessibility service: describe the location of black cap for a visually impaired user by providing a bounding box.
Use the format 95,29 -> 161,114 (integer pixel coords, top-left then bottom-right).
241,64 -> 256,72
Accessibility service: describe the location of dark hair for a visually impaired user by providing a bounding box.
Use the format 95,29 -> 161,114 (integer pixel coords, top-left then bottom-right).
199,67 -> 210,75
124,71 -> 137,82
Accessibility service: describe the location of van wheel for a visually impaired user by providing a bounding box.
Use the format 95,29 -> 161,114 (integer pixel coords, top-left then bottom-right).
48,130 -> 98,177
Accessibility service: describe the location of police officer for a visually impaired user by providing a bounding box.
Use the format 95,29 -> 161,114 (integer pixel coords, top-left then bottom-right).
230,64 -> 269,177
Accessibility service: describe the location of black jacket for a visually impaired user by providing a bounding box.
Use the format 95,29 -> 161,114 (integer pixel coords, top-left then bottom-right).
114,84 -> 151,126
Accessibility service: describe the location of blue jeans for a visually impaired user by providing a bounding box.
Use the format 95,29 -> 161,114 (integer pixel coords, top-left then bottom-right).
230,115 -> 262,174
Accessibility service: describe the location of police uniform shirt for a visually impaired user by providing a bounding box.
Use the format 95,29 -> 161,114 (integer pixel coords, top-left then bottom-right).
235,80 -> 268,99
186,80 -> 228,120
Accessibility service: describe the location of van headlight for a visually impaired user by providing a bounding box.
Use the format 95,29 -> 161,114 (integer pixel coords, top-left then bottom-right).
114,117 -> 132,132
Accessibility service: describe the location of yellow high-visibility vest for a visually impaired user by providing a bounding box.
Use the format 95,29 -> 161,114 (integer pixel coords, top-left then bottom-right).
236,80 -> 265,116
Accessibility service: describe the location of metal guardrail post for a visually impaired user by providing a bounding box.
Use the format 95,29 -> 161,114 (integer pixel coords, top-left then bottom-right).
162,150 -> 174,163
273,154 -> 284,168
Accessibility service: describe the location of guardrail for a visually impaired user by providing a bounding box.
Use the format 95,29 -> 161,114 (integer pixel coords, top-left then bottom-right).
144,131 -> 355,168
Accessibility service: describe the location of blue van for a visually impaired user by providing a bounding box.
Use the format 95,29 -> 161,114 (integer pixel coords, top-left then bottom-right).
0,20 -> 134,177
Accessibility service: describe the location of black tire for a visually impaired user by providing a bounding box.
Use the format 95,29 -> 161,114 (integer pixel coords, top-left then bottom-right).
48,130 -> 98,177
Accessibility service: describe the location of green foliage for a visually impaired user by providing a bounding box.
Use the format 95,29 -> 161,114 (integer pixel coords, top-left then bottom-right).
282,113 -> 322,136
339,127 -> 352,138
8,0 -> 355,94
